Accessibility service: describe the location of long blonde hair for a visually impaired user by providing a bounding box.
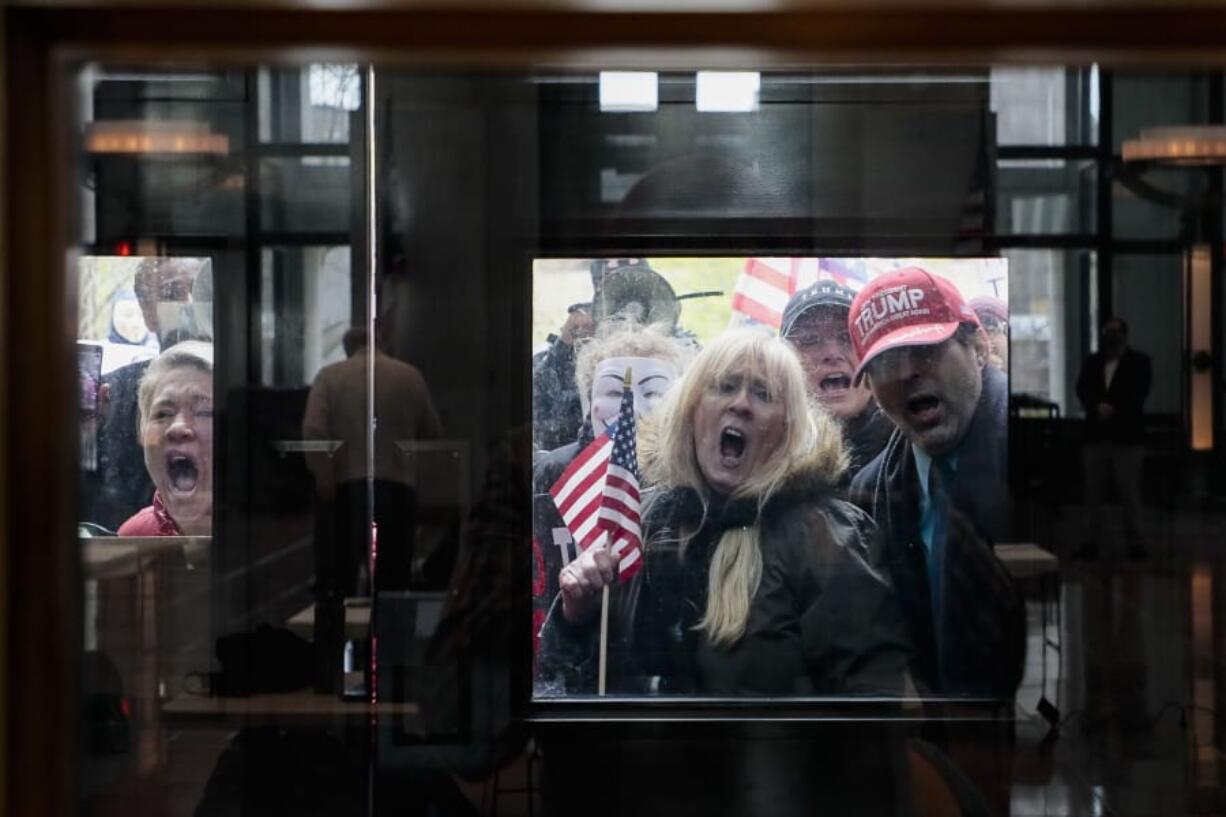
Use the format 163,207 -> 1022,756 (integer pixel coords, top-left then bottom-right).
643,329 -> 846,647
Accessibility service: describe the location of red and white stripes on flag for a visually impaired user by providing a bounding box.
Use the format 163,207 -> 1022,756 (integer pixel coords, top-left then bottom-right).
549,384 -> 644,579
730,257 -> 869,328
731,257 -> 798,328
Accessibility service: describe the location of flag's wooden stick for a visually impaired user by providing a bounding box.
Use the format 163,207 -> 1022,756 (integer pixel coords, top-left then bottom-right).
598,365 -> 632,698
598,583 -> 611,695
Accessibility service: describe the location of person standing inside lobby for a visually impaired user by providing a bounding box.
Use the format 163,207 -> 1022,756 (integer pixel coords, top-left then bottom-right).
1075,316 -> 1151,561
303,325 -> 443,593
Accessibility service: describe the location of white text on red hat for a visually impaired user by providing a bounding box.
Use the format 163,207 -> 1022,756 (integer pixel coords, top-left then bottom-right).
853,285 -> 929,341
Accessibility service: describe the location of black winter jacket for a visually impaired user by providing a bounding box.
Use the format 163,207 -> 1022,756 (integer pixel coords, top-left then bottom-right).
538,469 -> 913,697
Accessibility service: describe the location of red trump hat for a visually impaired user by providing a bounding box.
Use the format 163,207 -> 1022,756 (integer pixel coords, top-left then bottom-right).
848,266 -> 980,383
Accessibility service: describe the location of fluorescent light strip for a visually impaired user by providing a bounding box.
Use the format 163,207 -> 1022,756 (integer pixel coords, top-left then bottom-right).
599,72 -> 658,112
696,71 -> 760,112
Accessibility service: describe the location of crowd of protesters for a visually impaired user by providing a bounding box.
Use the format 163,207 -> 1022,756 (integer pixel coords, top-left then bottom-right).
532,260 -> 1026,703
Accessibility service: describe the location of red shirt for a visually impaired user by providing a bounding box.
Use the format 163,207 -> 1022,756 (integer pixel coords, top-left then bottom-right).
117,492 -> 182,536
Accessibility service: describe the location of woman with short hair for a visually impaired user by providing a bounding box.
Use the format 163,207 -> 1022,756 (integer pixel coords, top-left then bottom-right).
118,341 -> 214,536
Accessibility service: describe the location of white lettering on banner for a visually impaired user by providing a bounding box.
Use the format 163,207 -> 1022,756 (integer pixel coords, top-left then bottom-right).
854,287 -> 932,340
552,526 -> 575,566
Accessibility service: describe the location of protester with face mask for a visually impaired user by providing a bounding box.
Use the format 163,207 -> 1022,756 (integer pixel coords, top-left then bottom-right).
1075,317 -> 1151,560
531,323 -> 691,674
531,258 -> 692,453
532,322 -> 691,494
83,257 -> 213,531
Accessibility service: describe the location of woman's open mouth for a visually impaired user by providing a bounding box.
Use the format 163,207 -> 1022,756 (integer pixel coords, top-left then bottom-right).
719,426 -> 747,467
819,374 -> 852,394
166,453 -> 200,494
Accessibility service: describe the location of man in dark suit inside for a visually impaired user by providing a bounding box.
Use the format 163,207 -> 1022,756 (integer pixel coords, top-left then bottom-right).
1075,316 -> 1152,560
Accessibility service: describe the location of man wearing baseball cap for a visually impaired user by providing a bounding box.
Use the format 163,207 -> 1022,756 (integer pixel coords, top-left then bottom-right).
780,280 -> 894,482
847,266 -> 1024,701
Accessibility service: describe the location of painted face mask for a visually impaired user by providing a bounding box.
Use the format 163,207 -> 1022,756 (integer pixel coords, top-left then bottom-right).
589,356 -> 679,432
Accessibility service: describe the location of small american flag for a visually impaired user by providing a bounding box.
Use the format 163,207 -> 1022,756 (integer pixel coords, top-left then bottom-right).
549,377 -> 643,579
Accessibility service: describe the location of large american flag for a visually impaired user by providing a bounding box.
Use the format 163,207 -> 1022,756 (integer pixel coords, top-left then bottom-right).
730,257 -> 869,328
549,379 -> 643,579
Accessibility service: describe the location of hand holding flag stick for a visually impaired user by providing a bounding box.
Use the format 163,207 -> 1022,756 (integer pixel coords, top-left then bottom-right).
550,366 -> 643,695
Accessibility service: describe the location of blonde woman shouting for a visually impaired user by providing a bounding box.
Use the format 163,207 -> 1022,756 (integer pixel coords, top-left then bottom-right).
540,329 -> 911,696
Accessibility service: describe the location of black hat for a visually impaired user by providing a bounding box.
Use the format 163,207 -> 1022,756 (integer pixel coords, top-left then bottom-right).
780,280 -> 857,338
593,258 -> 680,332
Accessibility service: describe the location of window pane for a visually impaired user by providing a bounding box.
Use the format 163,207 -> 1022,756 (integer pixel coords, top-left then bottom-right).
1112,72 -> 1211,240
64,58 -> 1223,817
1113,253 -> 1185,417
1113,71 -> 1211,151
75,65 -> 369,817
997,159 -> 1096,234
1113,165 -> 1205,240
260,156 -> 353,234
990,66 -> 1096,145
86,68 -> 247,240
259,65 -> 359,143
1001,248 -> 1094,416
259,246 -> 352,387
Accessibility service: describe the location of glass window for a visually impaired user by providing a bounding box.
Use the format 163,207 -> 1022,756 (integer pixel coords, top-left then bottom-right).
1001,248 -> 1094,415
259,246 -> 352,386
1113,165 -> 1206,240
1113,253 -> 1185,417
997,159 -> 1096,234
64,57 -> 1226,817
990,66 -> 1097,145
259,65 -> 359,144
1113,71 -> 1211,151
260,157 -> 353,234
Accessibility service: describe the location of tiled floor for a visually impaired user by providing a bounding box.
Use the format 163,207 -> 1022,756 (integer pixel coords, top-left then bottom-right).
1006,503 -> 1226,817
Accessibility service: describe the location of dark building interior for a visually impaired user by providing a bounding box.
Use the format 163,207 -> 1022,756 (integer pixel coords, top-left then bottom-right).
6,9 -> 1226,815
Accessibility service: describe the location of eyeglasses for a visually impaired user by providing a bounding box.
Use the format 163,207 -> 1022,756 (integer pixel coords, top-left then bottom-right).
864,341 -> 948,381
787,329 -> 852,349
